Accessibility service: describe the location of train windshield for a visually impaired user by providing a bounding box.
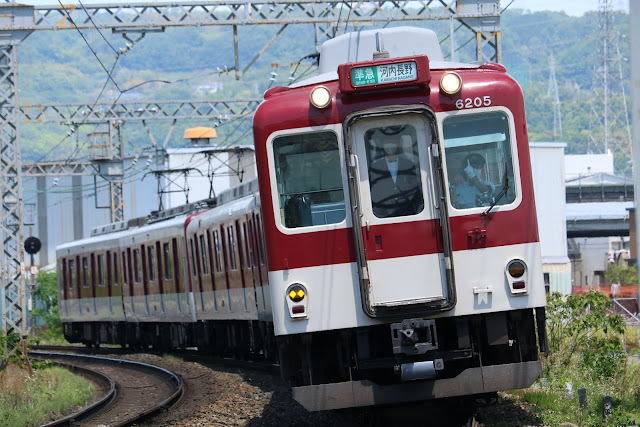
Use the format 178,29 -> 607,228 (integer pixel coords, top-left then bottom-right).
273,131 -> 346,228
442,111 -> 516,210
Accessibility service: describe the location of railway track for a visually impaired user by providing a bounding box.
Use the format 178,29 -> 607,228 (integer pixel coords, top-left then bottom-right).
31,346 -> 484,426
30,351 -> 183,427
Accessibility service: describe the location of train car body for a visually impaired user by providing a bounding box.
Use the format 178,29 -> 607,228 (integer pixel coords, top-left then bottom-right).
57,26 -> 547,413
252,26 -> 547,410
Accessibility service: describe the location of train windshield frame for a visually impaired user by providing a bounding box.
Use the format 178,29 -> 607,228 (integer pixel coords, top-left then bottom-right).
438,108 -> 522,215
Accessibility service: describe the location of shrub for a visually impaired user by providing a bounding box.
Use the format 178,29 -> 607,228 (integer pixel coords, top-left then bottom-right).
545,291 -> 626,375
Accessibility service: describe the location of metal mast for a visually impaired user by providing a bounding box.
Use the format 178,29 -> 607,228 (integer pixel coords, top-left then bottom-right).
0,4 -> 32,341
547,53 -> 562,140
589,0 -> 632,173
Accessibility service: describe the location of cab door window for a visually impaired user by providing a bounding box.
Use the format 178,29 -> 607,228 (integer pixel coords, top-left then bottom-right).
363,125 -> 424,219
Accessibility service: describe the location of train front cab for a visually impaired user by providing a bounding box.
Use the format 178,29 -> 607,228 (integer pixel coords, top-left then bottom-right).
255,28 -> 548,411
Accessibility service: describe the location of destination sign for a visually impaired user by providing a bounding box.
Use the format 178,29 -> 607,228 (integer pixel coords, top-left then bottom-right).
351,61 -> 417,87
337,55 -> 430,93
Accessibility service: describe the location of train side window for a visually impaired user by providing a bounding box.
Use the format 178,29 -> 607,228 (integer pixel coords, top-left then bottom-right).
247,220 -> 258,268
172,238 -> 181,293
106,251 -> 112,287
156,241 -> 164,295
199,234 -> 209,275
256,215 -> 266,266
82,257 -> 89,287
113,252 -> 119,286
227,226 -> 237,270
189,238 -> 198,277
148,245 -> 156,282
213,230 -> 222,273
62,259 -> 68,298
90,254 -> 96,288
97,254 -> 105,286
163,242 -> 173,280
242,223 -> 251,269
442,111 -> 516,210
133,249 -> 141,283
122,251 -> 128,287
206,230 -> 216,278
272,131 -> 346,228
68,259 -> 76,288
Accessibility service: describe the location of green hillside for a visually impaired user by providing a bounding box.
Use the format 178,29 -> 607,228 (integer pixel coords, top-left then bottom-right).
17,9 -> 631,171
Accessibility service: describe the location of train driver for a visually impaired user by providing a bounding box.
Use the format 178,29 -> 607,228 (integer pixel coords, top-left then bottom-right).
450,153 -> 495,209
368,133 -> 423,218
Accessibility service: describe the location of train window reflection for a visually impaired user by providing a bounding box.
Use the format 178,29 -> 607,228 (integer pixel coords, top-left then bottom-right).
273,132 -> 345,228
82,257 -> 89,287
443,112 -> 516,210
69,259 -> 76,288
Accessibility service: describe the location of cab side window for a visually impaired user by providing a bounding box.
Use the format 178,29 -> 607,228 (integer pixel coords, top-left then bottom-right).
443,112 -> 516,210
273,132 -> 345,228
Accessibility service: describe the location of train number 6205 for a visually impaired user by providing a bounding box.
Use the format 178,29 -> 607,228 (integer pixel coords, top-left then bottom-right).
455,96 -> 492,109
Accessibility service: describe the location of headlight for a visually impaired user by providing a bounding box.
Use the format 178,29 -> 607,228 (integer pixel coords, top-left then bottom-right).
310,86 -> 332,109
507,260 -> 526,278
506,259 -> 528,295
439,72 -> 462,95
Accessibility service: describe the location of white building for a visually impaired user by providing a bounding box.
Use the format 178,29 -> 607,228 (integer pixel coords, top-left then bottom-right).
529,142 -> 572,294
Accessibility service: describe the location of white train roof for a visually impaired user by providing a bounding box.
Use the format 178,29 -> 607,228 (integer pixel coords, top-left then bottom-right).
291,26 -> 482,88
318,26 -> 443,74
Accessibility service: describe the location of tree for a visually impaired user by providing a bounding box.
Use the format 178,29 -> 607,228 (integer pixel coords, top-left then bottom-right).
604,264 -> 638,286
31,271 -> 62,340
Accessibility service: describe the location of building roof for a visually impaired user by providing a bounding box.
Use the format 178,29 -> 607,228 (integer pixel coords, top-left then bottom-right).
565,172 -> 634,187
564,152 -> 614,179
565,201 -> 633,221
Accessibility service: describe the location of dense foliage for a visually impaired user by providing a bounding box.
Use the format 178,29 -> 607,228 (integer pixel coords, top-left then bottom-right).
517,291 -> 640,426
16,9 -> 631,172
31,271 -> 62,341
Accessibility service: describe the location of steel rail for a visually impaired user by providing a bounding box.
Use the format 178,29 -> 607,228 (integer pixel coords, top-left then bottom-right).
30,351 -> 184,427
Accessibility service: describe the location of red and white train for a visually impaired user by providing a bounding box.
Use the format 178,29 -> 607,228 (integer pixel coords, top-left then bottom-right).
57,26 -> 547,411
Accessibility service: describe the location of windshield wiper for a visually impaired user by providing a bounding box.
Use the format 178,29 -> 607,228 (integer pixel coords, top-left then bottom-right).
482,163 -> 509,217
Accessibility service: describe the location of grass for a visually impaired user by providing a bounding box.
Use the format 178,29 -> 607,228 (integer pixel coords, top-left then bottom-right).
0,364 -> 94,427
505,351 -> 640,426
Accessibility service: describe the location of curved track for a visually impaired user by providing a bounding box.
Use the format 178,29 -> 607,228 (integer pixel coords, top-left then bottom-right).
30,351 -> 183,427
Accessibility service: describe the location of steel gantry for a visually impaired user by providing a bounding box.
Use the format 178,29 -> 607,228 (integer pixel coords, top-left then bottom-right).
0,0 -> 501,342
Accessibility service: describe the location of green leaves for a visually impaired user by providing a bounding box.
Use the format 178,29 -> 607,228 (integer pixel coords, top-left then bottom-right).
546,291 -> 626,377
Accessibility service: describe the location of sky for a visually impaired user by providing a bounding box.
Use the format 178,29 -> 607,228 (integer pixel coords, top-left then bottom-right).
511,0 -> 629,16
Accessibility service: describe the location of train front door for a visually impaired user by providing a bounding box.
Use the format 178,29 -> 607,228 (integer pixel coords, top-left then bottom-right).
346,110 -> 454,317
